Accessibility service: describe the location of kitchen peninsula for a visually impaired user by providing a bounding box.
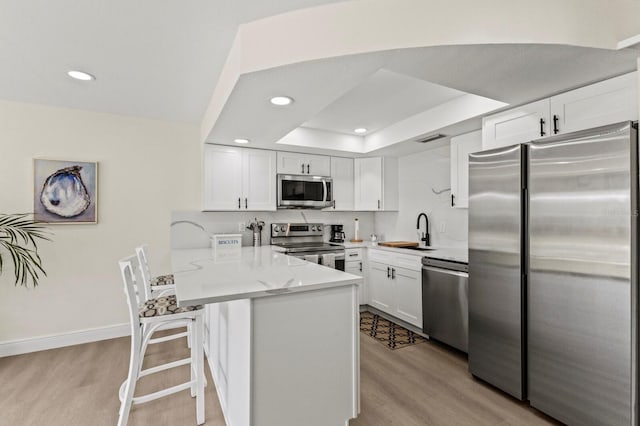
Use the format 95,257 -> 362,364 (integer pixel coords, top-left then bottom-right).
171,246 -> 362,426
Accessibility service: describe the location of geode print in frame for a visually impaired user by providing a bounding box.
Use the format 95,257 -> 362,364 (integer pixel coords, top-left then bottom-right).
33,159 -> 98,224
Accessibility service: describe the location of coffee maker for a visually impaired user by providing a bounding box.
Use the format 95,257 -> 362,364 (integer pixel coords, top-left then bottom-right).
330,224 -> 345,243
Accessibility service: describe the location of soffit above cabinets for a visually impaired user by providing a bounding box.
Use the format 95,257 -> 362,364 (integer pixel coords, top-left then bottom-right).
205,43 -> 638,156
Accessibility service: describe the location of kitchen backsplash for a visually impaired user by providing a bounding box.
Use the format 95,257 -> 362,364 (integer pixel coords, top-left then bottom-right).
373,144 -> 468,249
171,210 -> 375,248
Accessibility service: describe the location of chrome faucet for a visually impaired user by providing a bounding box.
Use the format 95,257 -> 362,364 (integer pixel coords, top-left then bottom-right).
416,213 -> 430,246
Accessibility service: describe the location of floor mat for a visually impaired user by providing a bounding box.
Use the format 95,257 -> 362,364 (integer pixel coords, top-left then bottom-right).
360,311 -> 427,350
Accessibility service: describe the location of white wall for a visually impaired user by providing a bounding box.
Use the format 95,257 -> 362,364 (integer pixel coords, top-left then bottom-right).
374,144 -> 468,248
0,100 -> 200,343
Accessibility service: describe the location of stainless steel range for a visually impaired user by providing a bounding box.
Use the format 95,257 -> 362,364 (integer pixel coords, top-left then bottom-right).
270,223 -> 345,271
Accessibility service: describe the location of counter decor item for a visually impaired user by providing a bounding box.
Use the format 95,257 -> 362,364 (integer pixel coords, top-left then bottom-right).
350,218 -> 362,243
246,218 -> 265,247
0,213 -> 50,287
33,159 -> 98,224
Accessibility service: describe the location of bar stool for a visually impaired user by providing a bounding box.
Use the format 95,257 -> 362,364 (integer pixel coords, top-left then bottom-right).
136,244 -> 175,300
118,255 -> 205,426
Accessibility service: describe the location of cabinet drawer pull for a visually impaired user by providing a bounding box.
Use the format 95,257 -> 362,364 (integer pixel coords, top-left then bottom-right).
539,118 -> 546,137
349,253 -> 358,257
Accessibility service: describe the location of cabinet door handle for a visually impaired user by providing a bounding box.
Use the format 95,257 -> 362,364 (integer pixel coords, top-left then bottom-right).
387,267 -> 391,278
238,197 -> 241,209
451,194 -> 455,207
306,164 -> 310,174
539,118 -> 546,137
553,114 -> 559,134
391,268 -> 396,279
301,163 -> 304,174
245,198 -> 248,209
359,262 -> 362,272
378,199 -> 381,210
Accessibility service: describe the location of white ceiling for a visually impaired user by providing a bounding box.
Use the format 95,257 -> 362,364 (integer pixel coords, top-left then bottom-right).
1,1 -> 639,156
0,0 -> 339,123
206,43 -> 639,154
302,69 -> 465,136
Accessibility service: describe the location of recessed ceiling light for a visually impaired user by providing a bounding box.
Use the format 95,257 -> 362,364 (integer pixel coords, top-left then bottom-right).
234,138 -> 250,144
67,70 -> 95,81
354,128 -> 367,134
270,96 -> 294,106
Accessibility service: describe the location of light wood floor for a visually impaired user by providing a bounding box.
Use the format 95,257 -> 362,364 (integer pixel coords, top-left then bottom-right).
0,332 -> 559,425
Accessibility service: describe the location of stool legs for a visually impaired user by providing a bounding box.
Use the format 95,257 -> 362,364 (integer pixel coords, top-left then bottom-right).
195,315 -> 205,425
118,325 -> 141,426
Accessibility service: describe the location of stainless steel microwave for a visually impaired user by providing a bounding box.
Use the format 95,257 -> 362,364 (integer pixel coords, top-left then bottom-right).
277,174 -> 334,209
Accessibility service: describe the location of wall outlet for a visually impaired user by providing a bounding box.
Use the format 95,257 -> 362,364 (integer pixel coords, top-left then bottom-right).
439,222 -> 446,233
238,222 -> 245,231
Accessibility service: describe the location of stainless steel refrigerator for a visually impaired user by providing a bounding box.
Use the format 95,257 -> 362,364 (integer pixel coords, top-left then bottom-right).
468,121 -> 638,424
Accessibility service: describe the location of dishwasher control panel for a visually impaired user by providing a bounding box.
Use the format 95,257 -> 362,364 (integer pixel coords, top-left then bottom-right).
422,257 -> 468,273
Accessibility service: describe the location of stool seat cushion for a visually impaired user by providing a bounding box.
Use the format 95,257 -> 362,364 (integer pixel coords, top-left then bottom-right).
150,274 -> 174,286
139,295 -> 202,318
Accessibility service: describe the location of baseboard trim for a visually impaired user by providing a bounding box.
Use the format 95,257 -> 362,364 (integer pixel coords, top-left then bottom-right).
0,323 -> 130,357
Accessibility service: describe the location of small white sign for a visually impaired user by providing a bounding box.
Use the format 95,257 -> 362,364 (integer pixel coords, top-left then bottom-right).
211,234 -> 242,250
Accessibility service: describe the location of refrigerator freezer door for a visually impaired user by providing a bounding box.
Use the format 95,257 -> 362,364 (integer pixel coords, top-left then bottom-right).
528,122 -> 635,425
468,144 -> 525,400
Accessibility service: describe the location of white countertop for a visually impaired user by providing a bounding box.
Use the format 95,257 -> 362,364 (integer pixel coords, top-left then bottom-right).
171,246 -> 362,306
344,241 -> 468,263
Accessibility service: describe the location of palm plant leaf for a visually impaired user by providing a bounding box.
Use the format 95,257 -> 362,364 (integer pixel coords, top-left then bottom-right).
0,213 -> 51,287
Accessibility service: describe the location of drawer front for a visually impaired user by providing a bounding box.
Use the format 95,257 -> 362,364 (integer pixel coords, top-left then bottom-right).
368,248 -> 393,263
345,248 -> 362,261
393,252 -> 423,272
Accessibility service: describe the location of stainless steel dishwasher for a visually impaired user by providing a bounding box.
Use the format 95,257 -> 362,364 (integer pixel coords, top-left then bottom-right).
422,257 -> 468,353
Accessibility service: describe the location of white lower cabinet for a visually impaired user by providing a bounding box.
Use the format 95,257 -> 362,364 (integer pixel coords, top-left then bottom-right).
367,249 -> 422,328
368,261 -> 394,311
344,248 -> 366,304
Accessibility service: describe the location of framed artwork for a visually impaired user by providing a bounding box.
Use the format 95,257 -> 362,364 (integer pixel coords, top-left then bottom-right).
33,159 -> 98,224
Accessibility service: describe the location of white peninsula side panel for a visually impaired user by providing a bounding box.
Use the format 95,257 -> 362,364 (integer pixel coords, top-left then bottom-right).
174,247 -> 361,426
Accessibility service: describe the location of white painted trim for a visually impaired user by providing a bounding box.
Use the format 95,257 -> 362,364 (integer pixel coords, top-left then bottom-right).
0,323 -> 130,357
618,34 -> 640,50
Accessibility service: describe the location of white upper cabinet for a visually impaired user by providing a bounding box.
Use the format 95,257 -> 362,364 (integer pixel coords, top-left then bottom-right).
276,152 -> 331,176
549,72 -> 638,135
203,145 -> 243,210
203,145 -> 276,211
482,72 -> 638,150
482,99 -> 550,150
242,149 -> 278,210
354,157 -> 398,211
450,130 -> 482,209
326,157 -> 354,211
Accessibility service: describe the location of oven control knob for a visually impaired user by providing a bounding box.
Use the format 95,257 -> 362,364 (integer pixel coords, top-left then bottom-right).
316,225 -> 322,232
311,226 -> 316,231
